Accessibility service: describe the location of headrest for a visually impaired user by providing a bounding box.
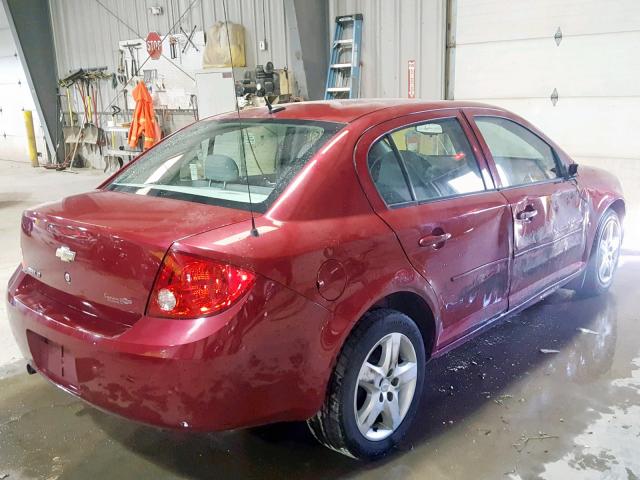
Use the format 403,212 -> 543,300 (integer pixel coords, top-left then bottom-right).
204,154 -> 239,183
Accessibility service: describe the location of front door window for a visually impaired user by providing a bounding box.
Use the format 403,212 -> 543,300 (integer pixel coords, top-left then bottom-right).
475,116 -> 560,187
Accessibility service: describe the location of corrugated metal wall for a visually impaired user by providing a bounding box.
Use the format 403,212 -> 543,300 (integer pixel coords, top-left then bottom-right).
50,0 -> 291,77
50,0 -> 446,100
328,0 -> 446,99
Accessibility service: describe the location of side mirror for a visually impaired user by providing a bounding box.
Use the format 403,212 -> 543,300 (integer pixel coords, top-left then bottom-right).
567,163 -> 579,177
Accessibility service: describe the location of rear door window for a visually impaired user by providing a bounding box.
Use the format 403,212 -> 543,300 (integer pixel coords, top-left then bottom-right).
367,137 -> 413,206
390,118 -> 486,202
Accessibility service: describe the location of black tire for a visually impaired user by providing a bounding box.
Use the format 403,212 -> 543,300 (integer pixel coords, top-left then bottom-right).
575,209 -> 622,297
307,309 -> 426,459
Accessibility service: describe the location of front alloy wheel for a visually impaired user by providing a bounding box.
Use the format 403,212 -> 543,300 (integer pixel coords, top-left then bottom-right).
308,309 -> 426,459
596,214 -> 621,285
576,209 -> 622,296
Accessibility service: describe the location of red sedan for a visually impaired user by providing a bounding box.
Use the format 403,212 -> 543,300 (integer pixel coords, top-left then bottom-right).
7,100 -> 624,459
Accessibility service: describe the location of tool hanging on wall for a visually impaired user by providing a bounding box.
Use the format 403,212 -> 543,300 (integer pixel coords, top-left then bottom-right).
180,25 -> 199,53
189,94 -> 198,121
94,0 -> 200,133
43,126 -> 84,171
169,35 -> 178,59
117,50 -> 127,84
123,42 -> 143,77
103,105 -> 124,172
77,78 -> 98,145
62,86 -> 80,143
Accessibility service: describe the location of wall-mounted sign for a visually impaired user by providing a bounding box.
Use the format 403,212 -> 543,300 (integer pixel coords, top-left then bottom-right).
408,60 -> 416,99
146,32 -> 162,60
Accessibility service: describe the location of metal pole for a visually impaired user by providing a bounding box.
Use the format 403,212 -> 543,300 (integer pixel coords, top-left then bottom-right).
23,110 -> 39,167
444,0 -> 457,100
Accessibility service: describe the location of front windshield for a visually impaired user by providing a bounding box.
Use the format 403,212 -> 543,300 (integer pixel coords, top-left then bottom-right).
106,119 -> 344,212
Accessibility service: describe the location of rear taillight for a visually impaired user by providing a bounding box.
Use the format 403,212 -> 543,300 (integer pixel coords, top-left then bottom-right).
147,250 -> 255,319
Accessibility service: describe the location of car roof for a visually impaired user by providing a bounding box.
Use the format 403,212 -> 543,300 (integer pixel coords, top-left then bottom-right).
211,99 -> 503,124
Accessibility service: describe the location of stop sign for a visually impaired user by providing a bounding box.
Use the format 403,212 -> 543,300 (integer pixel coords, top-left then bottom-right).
146,32 -> 162,60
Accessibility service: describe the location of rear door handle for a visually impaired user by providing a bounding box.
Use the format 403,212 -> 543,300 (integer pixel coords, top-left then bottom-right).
419,232 -> 452,248
516,206 -> 538,221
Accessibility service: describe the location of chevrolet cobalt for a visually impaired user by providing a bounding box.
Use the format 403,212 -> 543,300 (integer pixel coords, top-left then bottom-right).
7,100 -> 624,459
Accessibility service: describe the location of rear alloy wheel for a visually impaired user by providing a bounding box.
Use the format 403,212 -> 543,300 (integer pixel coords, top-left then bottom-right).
576,209 -> 622,296
355,332 -> 418,441
307,309 -> 425,459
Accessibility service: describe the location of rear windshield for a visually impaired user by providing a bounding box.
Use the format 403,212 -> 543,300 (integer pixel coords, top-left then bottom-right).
105,118 -> 345,212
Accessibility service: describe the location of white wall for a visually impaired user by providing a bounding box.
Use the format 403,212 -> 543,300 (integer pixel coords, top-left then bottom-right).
454,0 -> 640,212
0,5 -> 45,163
329,0 -> 446,99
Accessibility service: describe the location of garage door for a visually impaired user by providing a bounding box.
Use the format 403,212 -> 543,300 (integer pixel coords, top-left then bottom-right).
453,0 -> 640,211
0,6 -> 44,163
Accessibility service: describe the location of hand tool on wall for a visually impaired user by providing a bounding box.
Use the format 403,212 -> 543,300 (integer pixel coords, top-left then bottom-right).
189,94 -> 198,121
123,42 -> 143,77
180,25 -> 199,53
104,105 -> 123,172
169,35 -> 178,59
82,78 -> 99,144
62,86 -> 80,143
117,50 -> 127,84
44,125 -> 84,171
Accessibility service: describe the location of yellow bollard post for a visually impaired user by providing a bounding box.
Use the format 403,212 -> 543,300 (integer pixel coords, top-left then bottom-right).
23,110 -> 39,167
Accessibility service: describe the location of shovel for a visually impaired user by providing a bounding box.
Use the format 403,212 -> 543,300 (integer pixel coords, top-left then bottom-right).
81,79 -> 99,144
63,86 -> 81,143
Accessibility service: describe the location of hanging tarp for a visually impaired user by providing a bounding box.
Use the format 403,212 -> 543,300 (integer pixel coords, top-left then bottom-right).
203,22 -> 246,68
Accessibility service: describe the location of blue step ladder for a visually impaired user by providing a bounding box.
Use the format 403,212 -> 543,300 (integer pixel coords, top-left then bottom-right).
324,14 -> 363,100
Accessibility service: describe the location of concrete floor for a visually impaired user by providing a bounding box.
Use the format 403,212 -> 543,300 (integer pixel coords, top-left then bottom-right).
1,160 -> 640,479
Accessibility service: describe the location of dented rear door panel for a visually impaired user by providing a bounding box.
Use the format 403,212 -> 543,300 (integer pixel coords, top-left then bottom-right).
354,110 -> 511,348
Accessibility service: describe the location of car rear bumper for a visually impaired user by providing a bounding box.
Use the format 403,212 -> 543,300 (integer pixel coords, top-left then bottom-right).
6,267 -> 333,431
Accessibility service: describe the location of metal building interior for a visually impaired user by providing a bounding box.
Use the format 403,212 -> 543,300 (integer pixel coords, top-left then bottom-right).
0,0 -> 639,478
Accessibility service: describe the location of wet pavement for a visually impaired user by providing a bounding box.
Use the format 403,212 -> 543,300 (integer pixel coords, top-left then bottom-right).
0,253 -> 638,479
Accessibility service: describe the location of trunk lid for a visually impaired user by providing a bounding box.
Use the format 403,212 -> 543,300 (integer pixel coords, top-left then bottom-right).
20,190 -> 251,328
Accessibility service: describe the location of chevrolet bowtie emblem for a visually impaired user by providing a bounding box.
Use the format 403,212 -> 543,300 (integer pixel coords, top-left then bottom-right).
55,246 -> 76,263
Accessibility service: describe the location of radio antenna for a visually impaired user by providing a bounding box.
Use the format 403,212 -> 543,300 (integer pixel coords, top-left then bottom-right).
222,0 -> 259,237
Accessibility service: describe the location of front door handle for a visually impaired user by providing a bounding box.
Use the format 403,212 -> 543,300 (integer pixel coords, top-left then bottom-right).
419,232 -> 452,248
516,206 -> 538,221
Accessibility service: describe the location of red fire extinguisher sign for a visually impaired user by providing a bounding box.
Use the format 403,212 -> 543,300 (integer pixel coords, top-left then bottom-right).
408,60 -> 416,99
